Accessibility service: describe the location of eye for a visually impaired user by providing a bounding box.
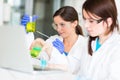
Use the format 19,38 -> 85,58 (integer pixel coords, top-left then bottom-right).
83,18 -> 94,23
89,20 -> 94,23
54,24 -> 57,27
52,23 -> 58,30
60,23 -> 65,27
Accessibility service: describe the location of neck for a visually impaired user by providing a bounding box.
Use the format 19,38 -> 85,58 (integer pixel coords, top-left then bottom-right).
99,32 -> 112,44
64,33 -> 78,44
63,33 -> 78,52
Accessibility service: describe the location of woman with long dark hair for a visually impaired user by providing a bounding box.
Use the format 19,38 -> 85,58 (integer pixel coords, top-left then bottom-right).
27,6 -> 85,74
77,0 -> 120,80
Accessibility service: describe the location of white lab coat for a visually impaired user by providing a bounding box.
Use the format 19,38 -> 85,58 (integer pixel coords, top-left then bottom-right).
40,35 -> 86,74
78,32 -> 120,80
25,32 -> 34,49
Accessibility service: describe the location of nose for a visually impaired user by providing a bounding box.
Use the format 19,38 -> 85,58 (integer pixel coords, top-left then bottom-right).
56,25 -> 62,32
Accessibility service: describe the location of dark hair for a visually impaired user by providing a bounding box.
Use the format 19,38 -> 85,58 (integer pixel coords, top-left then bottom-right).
53,6 -> 83,35
82,0 -> 119,55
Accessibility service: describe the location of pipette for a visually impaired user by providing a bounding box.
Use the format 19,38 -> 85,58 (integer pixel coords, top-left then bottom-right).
36,31 -> 49,38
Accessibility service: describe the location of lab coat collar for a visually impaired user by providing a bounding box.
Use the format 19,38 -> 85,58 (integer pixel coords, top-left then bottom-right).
92,31 -> 120,52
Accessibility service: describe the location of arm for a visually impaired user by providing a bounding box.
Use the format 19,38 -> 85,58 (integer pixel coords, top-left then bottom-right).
30,38 -> 53,57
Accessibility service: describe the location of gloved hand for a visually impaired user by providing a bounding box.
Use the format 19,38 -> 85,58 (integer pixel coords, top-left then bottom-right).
52,38 -> 64,54
21,14 -> 38,27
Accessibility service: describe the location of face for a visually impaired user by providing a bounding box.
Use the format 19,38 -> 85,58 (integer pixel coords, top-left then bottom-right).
53,16 -> 76,38
83,9 -> 108,37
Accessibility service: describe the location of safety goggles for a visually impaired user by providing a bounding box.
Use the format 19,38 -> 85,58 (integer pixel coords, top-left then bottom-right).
83,18 -> 103,25
52,22 -> 71,30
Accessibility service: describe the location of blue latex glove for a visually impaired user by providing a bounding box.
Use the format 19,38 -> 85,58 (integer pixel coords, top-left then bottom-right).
21,14 -> 38,27
52,38 -> 64,54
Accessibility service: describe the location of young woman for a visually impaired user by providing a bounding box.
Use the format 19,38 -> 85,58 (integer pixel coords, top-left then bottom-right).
77,0 -> 120,80
22,6 -> 86,74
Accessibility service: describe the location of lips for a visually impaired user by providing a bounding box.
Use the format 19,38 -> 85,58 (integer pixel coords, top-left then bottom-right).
59,33 -> 63,36
59,32 -> 65,37
87,29 -> 93,35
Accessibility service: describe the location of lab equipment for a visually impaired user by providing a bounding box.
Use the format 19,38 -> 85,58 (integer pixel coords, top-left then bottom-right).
0,25 -> 39,73
36,31 -> 49,38
30,46 -> 42,57
21,14 -> 49,38
26,15 -> 38,32
52,38 -> 64,54
21,14 -> 38,32
40,58 -> 47,70
26,16 -> 36,32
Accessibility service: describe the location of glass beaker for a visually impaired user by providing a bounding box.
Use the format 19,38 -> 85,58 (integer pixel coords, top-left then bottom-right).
26,16 -> 36,32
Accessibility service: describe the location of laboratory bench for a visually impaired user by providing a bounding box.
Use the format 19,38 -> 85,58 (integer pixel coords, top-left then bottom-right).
0,68 -> 76,80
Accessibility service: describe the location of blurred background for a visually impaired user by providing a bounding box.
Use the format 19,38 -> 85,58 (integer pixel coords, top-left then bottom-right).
0,0 -> 120,40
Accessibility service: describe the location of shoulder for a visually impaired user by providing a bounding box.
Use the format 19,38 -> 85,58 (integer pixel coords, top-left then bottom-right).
78,35 -> 88,44
46,35 -> 62,42
75,35 -> 88,51
108,33 -> 120,46
78,35 -> 86,40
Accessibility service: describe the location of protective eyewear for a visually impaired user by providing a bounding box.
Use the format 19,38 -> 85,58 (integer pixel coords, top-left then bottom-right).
52,22 -> 71,30
83,18 -> 103,24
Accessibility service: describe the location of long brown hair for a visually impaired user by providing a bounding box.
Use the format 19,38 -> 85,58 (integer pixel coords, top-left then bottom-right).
82,0 -> 119,55
53,6 -> 83,35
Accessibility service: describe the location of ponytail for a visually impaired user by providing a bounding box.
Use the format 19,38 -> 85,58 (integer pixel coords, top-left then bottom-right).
76,25 -> 83,36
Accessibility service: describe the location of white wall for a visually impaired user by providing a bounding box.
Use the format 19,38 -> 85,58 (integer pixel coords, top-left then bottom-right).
64,0 -> 87,35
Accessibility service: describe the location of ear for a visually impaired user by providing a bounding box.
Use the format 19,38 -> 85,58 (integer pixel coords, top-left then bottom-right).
106,17 -> 113,27
72,20 -> 78,28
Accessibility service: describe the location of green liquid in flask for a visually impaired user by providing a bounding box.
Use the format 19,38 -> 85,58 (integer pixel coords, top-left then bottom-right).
30,46 -> 42,57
